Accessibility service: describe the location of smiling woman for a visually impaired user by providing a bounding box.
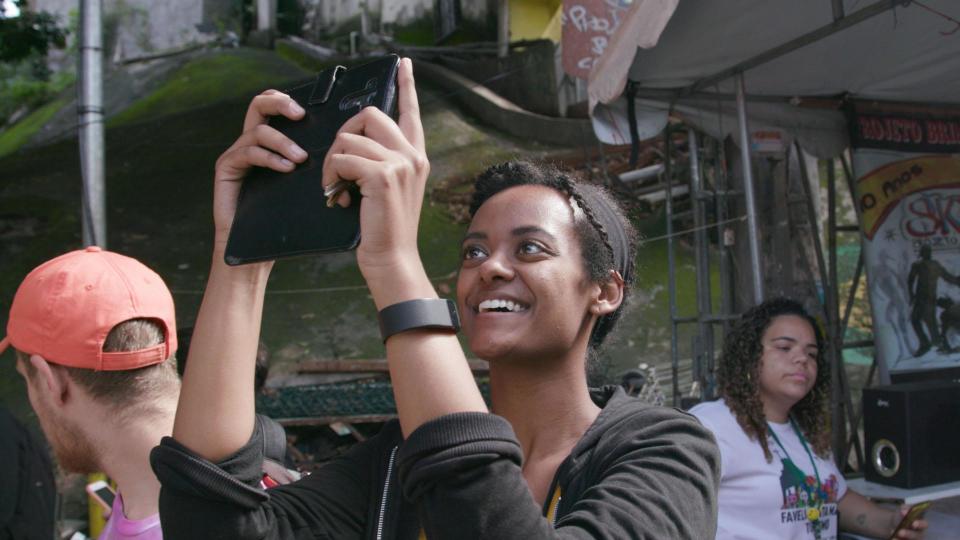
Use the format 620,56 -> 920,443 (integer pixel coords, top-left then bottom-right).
151,58 -> 720,539
458,162 -> 632,368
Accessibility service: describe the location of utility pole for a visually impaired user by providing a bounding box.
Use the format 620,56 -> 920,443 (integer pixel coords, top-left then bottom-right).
360,0 -> 369,37
79,0 -> 105,247
497,0 -> 509,58
735,73 -> 764,303
257,0 -> 276,33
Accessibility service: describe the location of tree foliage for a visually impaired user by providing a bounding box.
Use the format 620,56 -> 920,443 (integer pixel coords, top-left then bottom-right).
0,0 -> 68,63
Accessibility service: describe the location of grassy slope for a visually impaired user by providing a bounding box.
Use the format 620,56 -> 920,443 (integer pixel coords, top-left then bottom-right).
0,47 -> 614,386
0,47 -> 709,414
0,48 -> 308,413
110,48 -> 310,126
0,98 -> 66,159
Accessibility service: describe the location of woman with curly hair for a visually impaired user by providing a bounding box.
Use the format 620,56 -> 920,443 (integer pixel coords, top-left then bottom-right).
691,297 -> 927,540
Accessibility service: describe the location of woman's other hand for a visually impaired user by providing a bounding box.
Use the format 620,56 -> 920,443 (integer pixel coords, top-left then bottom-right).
173,91 -> 307,460
320,57 -> 431,304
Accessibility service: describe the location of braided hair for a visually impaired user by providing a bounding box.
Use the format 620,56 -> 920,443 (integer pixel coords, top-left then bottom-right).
717,297 -> 831,461
468,160 -> 637,350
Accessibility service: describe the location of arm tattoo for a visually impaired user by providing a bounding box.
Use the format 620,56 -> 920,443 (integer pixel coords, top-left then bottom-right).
856,514 -> 867,527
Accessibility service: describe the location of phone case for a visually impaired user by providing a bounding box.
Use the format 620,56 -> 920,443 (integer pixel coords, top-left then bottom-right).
224,54 -> 400,265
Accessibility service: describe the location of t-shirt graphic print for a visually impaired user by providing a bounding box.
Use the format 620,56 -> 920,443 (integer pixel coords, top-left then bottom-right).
690,399 -> 847,540
772,446 -> 843,540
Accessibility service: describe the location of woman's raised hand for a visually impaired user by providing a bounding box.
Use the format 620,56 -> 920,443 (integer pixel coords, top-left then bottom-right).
175,91 -> 311,460
321,58 -> 430,297
212,90 -> 308,249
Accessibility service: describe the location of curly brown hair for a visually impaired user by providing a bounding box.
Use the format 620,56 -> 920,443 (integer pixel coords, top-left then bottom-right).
716,297 -> 831,461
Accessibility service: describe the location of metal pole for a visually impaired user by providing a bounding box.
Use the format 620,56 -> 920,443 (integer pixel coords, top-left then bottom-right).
840,253 -> 864,342
827,159 -> 848,469
716,138 -> 735,342
796,146 -> 846,465
665,128 -> 680,406
795,144 -> 831,310
735,73 -> 764,303
839,251 -> 866,467
497,0 -> 509,58
827,159 -> 862,471
689,129 -> 714,396
828,159 -> 839,304
831,0 -> 846,21
80,0 -> 105,248
360,0 -> 369,37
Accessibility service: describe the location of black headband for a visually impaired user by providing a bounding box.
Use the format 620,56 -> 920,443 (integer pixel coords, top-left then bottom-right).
577,187 -> 631,284
575,186 -> 631,347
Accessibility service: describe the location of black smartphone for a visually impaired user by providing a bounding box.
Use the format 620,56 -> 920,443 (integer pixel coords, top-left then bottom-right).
224,54 -> 400,265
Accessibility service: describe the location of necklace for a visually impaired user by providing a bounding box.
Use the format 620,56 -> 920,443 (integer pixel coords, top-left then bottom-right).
767,418 -> 823,523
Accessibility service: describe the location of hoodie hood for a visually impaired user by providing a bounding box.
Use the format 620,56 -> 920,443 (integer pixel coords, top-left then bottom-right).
542,384 -> 714,527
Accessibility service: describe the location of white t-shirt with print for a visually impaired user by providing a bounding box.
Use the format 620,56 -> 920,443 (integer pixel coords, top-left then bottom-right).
691,399 -> 848,540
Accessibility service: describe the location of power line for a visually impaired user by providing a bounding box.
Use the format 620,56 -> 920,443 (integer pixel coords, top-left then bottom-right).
641,214 -> 748,244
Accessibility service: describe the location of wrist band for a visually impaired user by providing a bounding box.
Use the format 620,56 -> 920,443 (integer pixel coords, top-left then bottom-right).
377,298 -> 460,343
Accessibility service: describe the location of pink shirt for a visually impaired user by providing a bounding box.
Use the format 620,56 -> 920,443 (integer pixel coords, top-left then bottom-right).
99,492 -> 163,540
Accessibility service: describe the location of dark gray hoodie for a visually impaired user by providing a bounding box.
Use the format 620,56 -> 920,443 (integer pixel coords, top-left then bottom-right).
151,386 -> 719,539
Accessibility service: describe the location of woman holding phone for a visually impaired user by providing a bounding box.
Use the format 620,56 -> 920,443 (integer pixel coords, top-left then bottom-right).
151,58 -> 719,539
690,297 -> 927,540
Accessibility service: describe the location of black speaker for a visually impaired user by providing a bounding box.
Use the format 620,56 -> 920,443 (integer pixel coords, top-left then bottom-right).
863,381 -> 960,488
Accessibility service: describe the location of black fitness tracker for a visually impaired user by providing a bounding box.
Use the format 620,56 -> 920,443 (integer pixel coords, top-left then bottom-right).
377,298 -> 461,343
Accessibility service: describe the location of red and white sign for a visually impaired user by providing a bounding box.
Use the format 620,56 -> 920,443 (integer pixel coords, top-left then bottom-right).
751,130 -> 786,154
561,0 -> 633,79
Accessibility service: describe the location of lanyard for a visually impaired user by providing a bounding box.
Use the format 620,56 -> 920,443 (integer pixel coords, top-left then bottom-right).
767,418 -> 822,487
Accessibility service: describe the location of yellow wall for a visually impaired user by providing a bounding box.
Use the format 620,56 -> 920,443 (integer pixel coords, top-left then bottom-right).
87,473 -> 110,538
509,0 -> 563,42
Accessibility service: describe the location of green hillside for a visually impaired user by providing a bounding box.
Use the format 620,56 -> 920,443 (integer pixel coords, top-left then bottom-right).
0,47 -> 712,420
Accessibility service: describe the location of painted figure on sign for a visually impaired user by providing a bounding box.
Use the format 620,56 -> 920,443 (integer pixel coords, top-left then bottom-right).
908,244 -> 960,355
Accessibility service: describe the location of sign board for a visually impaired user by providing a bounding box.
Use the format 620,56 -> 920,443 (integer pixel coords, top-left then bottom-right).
850,101 -> 960,381
561,0 -> 633,79
751,129 -> 787,154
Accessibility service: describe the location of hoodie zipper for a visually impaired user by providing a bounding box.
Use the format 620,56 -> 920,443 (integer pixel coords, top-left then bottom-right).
544,474 -> 563,526
376,446 -> 399,540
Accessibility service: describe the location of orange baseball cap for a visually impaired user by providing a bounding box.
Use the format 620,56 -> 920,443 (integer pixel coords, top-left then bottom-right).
0,246 -> 177,371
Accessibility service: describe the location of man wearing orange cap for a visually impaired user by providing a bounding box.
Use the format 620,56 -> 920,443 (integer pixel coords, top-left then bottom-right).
1,246 -> 179,540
